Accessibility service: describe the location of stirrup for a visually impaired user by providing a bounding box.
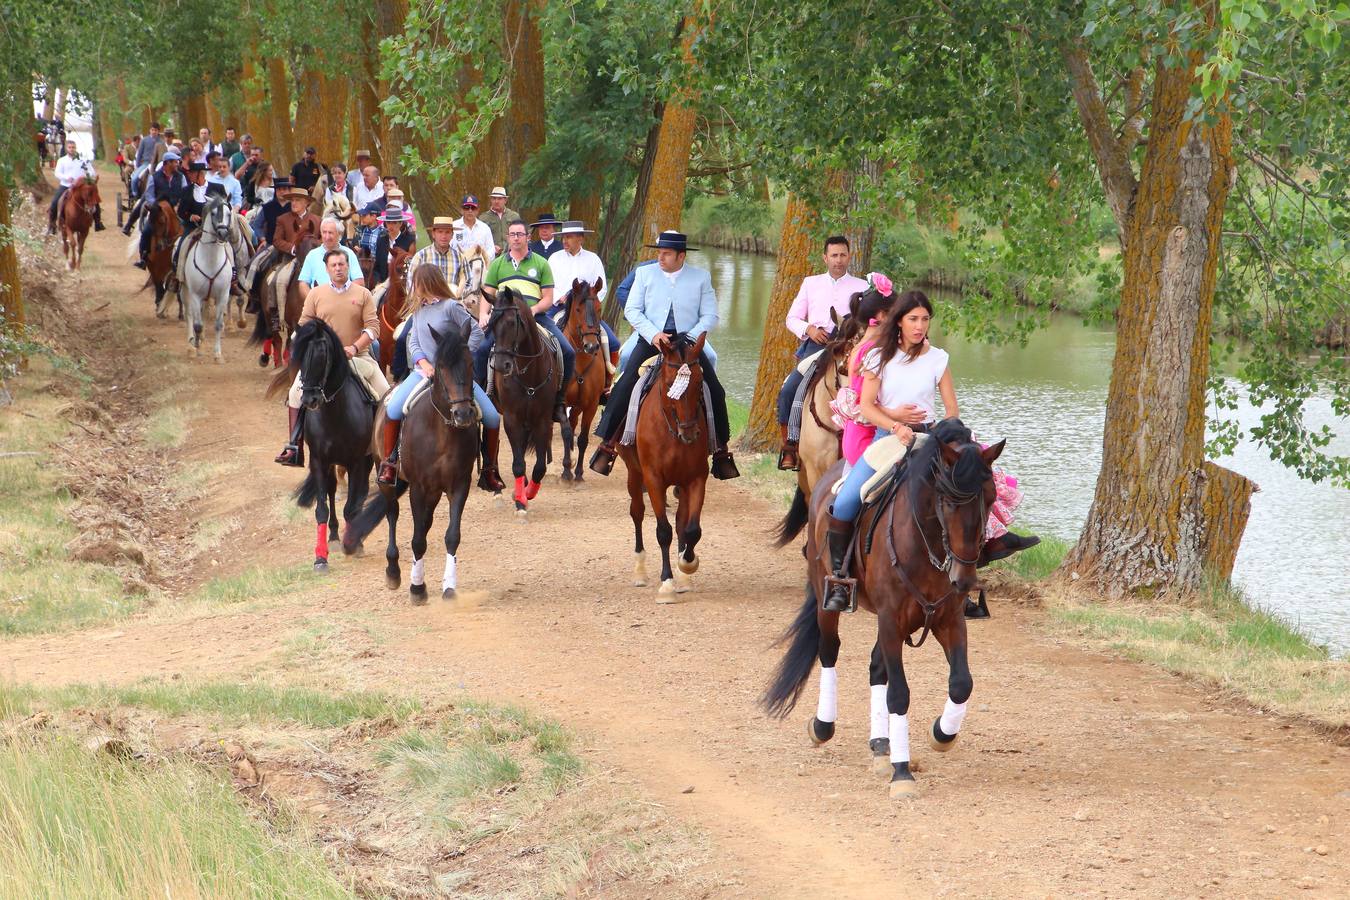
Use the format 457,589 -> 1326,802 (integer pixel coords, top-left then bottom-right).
377,454 -> 398,485
588,444 -> 617,476
822,575 -> 858,613
275,444 -> 302,467
777,442 -> 800,471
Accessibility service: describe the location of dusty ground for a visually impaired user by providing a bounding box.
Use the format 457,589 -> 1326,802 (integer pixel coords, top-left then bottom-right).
5,198 -> 1349,898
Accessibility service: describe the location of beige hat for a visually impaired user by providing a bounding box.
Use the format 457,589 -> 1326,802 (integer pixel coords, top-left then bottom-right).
354,149 -> 371,158
430,216 -> 456,230
489,186 -> 508,198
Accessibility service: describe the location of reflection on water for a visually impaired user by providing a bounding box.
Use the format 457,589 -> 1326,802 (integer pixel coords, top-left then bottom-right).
687,247 -> 1350,655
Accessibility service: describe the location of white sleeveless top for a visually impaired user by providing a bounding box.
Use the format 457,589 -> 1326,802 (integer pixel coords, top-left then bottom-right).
861,344 -> 950,424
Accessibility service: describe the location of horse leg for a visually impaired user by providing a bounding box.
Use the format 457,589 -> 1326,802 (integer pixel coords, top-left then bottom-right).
574,403 -> 594,482
214,289 -> 226,362
342,456 -> 372,554
560,402 -> 576,481
930,616 -> 973,753
626,460 -> 648,586
674,477 -> 705,590
878,614 -> 916,798
326,467 -> 339,534
807,591 -> 842,745
441,481 -> 470,600
407,486 -> 435,605
527,428 -> 547,500
508,422 -> 529,514
382,483 -> 401,589
868,638 -> 891,774
650,479 -> 678,600
312,466 -> 331,573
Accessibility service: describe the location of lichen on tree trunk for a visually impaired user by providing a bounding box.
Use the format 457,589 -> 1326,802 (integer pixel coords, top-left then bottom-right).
1198,462 -> 1257,581
0,184 -> 24,339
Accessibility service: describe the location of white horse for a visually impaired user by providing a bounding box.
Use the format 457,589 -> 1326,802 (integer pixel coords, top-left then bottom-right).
454,243 -> 489,318
322,193 -> 357,244
177,194 -> 235,361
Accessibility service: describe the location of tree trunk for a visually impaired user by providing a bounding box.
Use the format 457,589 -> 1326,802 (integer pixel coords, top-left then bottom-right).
204,91 -> 224,136
243,59 -> 268,152
294,71 -> 322,159
116,79 -> 133,139
742,194 -> 818,451
838,160 -> 878,272
635,15 -> 704,260
140,105 -> 153,133
185,94 -> 208,135
95,101 -> 116,161
602,110 -> 663,325
317,72 -> 349,165
1062,39 -> 1236,596
568,190 -> 601,233
38,84 -> 52,121
266,58 -> 296,167
53,88 -> 67,123
0,184 -> 24,341
1198,462 -> 1257,581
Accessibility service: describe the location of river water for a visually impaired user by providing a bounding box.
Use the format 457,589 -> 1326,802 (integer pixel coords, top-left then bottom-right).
668,247 -> 1350,655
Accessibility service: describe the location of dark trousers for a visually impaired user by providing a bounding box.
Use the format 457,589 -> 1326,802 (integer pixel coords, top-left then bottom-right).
595,335 -> 730,447
48,185 -> 68,227
776,338 -> 828,425
473,311 -> 575,391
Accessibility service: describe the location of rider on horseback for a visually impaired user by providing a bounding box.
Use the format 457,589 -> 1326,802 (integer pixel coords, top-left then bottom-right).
242,185 -> 317,298
275,250 -> 391,466
377,263 -> 504,489
48,140 -> 104,236
588,231 -> 740,481
547,220 -> 621,392
133,149 -> 186,270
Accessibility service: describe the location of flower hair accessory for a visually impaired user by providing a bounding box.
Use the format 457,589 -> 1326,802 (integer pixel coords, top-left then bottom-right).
867,272 -> 893,298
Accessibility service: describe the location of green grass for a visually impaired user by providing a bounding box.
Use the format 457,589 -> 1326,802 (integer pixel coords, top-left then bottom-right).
143,403 -> 193,449
193,563 -> 317,604
0,736 -> 353,900
989,530 -> 1072,580
0,678 -> 420,729
727,395 -> 749,440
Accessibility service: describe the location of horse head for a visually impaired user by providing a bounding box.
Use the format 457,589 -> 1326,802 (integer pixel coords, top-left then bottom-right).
919,418 -> 1004,594
292,319 -> 346,411
487,287 -> 536,378
657,332 -> 707,446
565,278 -> 603,355
204,194 -> 231,241
429,320 -> 478,429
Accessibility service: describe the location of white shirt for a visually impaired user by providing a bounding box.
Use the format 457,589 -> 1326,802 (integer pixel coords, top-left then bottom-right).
452,218 -> 496,261
55,154 -> 91,188
351,179 -> 384,210
861,344 -> 950,424
662,265 -> 684,285
548,247 -> 607,305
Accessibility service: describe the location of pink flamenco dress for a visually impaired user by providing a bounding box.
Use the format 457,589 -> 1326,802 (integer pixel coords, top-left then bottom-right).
831,337 -> 879,469
983,453 -> 1024,540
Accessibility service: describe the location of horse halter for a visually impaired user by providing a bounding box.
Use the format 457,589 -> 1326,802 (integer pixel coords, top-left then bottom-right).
303,334 -> 348,406
429,360 -> 477,428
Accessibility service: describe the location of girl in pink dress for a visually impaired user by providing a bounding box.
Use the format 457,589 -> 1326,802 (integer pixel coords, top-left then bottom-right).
830,276 -> 900,471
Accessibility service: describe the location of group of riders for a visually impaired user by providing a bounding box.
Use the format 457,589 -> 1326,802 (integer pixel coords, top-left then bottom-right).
74,117 -> 1041,615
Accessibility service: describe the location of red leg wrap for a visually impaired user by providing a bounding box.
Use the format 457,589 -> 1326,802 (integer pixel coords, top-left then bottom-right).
315,522 -> 329,560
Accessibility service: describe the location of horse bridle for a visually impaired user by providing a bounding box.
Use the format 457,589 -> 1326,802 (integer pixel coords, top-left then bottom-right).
489,301 -> 553,396
658,354 -> 704,445
429,361 -> 477,428
305,334 -> 349,405
567,292 -> 603,383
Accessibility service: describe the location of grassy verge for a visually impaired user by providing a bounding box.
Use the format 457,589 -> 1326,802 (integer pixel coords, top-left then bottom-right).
0,736 -> 352,900
192,563 -> 317,604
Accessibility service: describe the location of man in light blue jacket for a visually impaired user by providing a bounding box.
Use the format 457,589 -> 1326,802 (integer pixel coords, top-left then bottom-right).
589,230 -> 739,480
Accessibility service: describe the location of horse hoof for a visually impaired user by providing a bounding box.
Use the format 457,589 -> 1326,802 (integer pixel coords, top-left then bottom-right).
674,571 -> 692,593
257,353 -> 269,367
514,508 -> 528,521
214,354 -> 223,365
677,554 -> 699,575
655,579 -> 680,602
888,776 -> 918,799
929,718 -> 960,753
409,584 -> 428,605
632,576 -> 648,587
870,738 -> 892,776
386,573 -> 401,590
807,716 -> 835,746
561,468 -> 573,482
313,559 -> 329,574
442,588 -> 456,600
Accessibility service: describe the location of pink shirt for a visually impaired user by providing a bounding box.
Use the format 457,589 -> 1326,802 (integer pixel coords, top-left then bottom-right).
842,338 -> 879,464
785,272 -> 870,340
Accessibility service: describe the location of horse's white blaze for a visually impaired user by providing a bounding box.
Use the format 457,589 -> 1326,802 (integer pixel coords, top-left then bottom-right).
889,713 -> 911,764
815,666 -> 838,724
632,551 -> 648,586
939,698 -> 968,735
442,553 -> 457,591
410,556 -> 426,587
870,684 -> 888,740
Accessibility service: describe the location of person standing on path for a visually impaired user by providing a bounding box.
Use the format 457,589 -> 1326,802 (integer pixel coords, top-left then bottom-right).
480,186 -> 521,256
290,146 -> 322,192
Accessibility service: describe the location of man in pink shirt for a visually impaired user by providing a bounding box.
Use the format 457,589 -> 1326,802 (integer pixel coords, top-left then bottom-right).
778,235 -> 869,470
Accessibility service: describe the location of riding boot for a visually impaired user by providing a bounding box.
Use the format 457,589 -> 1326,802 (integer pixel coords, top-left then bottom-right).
711,445 -> 741,480
822,514 -> 858,613
477,425 -> 505,492
377,419 -> 402,486
93,205 -> 106,232
777,423 -> 800,472
588,438 -> 619,476
275,407 -> 305,467
977,531 -> 1042,567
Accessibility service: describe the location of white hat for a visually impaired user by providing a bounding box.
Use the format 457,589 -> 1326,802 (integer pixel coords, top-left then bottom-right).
489,185 -> 508,198
557,220 -> 594,235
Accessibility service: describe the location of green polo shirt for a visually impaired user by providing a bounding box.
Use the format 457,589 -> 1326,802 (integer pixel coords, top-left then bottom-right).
485,250 -> 553,302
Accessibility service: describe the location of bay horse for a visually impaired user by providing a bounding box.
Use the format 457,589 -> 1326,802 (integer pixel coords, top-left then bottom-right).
249,233 -> 321,368
559,278 -> 605,482
59,179 -> 99,271
618,332 -> 709,600
377,246 -> 412,374
266,319 -> 376,572
177,193 -> 234,361
761,418 -> 1003,798
486,287 -> 568,515
345,321 -> 480,603
142,200 -> 181,317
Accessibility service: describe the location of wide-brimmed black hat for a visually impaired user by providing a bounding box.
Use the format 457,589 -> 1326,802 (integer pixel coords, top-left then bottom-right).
530,212 -> 562,228
204,181 -> 228,200
644,230 -> 697,252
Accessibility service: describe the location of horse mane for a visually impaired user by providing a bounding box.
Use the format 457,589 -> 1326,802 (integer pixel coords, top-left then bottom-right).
433,318 -> 469,373
265,318 -> 343,399
903,417 -> 985,509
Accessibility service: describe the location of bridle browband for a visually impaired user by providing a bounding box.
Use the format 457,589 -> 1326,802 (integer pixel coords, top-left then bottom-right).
302,330 -> 349,405
429,353 -> 477,428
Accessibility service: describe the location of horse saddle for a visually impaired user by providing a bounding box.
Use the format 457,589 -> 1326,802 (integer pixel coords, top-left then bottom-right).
401,377 -> 431,417
829,433 -> 928,507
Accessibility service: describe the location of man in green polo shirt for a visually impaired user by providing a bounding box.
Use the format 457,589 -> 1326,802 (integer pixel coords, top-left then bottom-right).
473,220 -> 575,416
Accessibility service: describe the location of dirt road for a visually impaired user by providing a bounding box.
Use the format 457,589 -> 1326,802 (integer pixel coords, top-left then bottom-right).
7,216 -> 1349,897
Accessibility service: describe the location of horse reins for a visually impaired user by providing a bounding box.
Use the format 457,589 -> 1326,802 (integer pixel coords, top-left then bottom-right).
191,202 -> 233,298
489,304 -> 554,397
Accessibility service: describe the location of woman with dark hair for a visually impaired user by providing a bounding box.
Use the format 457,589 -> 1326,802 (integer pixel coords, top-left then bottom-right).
831,278 -> 905,473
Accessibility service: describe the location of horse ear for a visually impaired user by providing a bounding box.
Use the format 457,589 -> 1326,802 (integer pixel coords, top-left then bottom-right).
429,326 -> 442,346
980,439 -> 1006,465
939,440 -> 961,467
595,276 -> 604,296
691,331 -> 707,358
830,307 -> 841,328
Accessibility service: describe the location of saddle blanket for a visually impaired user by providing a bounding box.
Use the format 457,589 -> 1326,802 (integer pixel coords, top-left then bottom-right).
619,361 -> 716,447
399,377 -> 483,422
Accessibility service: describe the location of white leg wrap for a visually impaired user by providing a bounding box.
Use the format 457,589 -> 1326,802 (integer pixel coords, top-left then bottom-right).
870,684 -> 888,740
410,557 -> 425,587
442,553 -> 457,591
888,713 -> 911,763
940,698 -> 968,735
815,667 -> 838,724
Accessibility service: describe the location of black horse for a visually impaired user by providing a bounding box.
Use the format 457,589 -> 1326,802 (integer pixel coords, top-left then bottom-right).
267,319 -> 377,571
345,321 -> 480,602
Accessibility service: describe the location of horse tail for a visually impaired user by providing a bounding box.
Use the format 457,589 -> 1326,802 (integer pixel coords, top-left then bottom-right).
773,486 -> 810,548
264,362 -> 296,400
760,587 -> 823,719
292,471 -> 320,508
343,482 -> 408,550
248,301 -> 270,347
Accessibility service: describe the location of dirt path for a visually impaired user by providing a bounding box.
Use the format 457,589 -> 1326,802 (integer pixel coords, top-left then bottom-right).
6,212 -> 1349,897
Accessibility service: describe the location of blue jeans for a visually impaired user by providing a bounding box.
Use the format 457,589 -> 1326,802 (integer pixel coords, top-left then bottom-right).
832,429 -> 890,522
777,340 -> 829,426
386,369 -> 500,428
474,310 -> 575,390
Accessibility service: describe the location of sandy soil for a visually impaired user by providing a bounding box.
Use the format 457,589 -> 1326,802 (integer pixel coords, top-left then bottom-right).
5,206 -> 1349,898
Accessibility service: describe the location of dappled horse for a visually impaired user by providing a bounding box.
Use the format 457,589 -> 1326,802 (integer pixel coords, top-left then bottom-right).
140,200 -> 181,317
59,178 -> 99,271
177,193 -> 234,361
486,287 -> 568,514
618,333 -> 710,599
250,233 -> 321,368
560,278 -> 605,482
345,321 -> 480,603
454,244 -> 489,320
266,319 -> 377,572
762,418 -> 1003,797
377,246 -> 412,375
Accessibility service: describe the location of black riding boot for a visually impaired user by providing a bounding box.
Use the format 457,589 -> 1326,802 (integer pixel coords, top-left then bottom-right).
822,514 -> 858,613
275,407 -> 305,467
977,531 -> 1041,567
711,446 -> 741,480
93,205 -> 106,231
478,425 -> 505,492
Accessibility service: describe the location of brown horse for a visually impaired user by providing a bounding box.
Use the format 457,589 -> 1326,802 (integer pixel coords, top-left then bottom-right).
559,278 -> 605,482
617,332 -> 710,600
250,233 -> 322,367
59,179 -> 99,271
345,320 -> 480,603
485,287 -> 567,515
144,200 -> 181,317
377,246 -> 412,374
761,418 -> 1003,798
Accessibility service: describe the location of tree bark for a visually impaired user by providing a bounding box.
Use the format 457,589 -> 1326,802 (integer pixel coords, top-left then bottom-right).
266,58 -> 296,167
116,79 -> 133,139
95,101 -> 116,161
742,194 -> 818,451
204,91 -> 224,137
602,110 -> 663,325
242,59 -> 268,152
185,94 -> 209,135
0,184 -> 24,340
53,88 -> 67,124
38,84 -> 52,121
317,72 -> 349,165
1062,31 -> 1236,596
1198,462 -> 1257,581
